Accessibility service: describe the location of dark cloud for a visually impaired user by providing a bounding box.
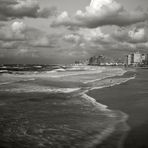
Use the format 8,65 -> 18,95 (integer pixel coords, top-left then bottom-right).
0,0 -> 57,21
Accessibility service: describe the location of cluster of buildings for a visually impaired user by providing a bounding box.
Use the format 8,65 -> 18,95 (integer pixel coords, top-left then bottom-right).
126,52 -> 148,66
75,55 -> 124,66
74,52 -> 148,67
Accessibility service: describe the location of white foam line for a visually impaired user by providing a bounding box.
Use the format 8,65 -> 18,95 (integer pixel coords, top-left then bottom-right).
49,70 -> 104,78
0,82 -> 13,85
89,75 -> 136,91
83,78 -> 103,84
83,70 -> 126,84
78,75 -> 135,147
0,78 -> 36,86
0,87 -> 81,94
81,93 -> 109,111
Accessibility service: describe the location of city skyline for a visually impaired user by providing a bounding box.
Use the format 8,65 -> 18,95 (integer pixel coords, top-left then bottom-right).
0,0 -> 148,64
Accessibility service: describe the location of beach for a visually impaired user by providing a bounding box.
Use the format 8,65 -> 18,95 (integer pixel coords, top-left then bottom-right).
0,65 -> 143,148
88,68 -> 148,148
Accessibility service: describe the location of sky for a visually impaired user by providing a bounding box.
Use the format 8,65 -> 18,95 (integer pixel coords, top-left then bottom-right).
0,0 -> 148,64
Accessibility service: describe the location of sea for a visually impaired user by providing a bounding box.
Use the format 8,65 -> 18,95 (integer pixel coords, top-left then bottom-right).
0,64 -> 141,148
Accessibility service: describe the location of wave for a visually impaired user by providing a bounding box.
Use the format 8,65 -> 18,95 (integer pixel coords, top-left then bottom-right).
48,70 -> 104,78
0,70 -> 8,73
0,78 -> 36,86
80,91 -> 129,148
66,65 -> 106,71
81,93 -> 109,111
83,68 -> 126,84
0,82 -> 13,85
77,75 -> 135,147
0,86 -> 81,94
89,75 -> 136,91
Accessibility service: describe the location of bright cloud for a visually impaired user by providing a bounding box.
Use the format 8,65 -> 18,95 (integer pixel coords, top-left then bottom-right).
128,28 -> 145,41
51,0 -> 148,28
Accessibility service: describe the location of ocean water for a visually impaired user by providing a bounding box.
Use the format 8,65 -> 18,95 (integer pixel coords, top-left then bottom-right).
0,65 -> 135,148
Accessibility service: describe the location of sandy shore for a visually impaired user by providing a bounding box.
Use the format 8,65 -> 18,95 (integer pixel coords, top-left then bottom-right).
88,69 -> 148,148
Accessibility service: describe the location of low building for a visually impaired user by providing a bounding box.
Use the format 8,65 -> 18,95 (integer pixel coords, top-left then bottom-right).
142,54 -> 148,65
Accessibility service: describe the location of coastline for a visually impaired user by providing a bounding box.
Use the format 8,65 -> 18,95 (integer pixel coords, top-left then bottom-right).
78,69 -> 135,148
80,93 -> 130,148
87,68 -> 148,148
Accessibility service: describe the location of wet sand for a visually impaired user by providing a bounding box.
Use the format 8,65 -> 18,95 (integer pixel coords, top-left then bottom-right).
88,69 -> 148,148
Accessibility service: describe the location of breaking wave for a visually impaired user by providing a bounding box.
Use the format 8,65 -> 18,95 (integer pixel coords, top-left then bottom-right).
89,75 -> 136,91
0,86 -> 81,94
78,75 -> 135,147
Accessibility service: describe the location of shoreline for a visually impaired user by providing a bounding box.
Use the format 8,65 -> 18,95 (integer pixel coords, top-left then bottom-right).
77,70 -> 135,148
87,68 -> 148,148
81,92 -> 130,148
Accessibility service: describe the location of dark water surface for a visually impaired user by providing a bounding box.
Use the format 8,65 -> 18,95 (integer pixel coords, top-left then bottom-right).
0,66 -> 126,148
0,66 -> 144,148
88,69 -> 148,148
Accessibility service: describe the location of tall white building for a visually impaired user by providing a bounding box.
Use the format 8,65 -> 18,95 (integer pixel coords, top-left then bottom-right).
133,52 -> 142,64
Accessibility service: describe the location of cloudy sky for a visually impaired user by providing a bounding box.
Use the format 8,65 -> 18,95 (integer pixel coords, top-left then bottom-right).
0,0 -> 148,64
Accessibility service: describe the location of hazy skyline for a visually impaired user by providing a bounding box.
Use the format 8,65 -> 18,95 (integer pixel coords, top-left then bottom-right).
0,0 -> 148,64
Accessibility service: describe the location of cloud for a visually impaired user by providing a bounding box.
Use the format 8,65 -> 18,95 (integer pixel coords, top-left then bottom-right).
0,22 -> 5,28
11,21 -> 26,32
128,28 -> 145,41
61,22 -> 148,58
51,0 -> 148,28
29,35 -> 58,48
64,34 -> 80,43
0,41 -> 19,49
0,21 -> 26,41
78,28 -> 110,42
16,48 -> 39,57
0,0 -> 57,20
64,27 -> 112,48
112,24 -> 148,43
0,21 -> 58,50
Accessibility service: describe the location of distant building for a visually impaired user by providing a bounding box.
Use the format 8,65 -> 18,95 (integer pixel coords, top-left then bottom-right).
88,55 -> 105,65
74,59 -> 89,65
142,54 -> 148,65
88,55 -> 125,66
133,52 -> 142,64
127,54 -> 134,65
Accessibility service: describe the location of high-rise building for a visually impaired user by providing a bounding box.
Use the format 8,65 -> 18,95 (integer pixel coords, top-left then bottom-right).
133,52 -> 142,64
